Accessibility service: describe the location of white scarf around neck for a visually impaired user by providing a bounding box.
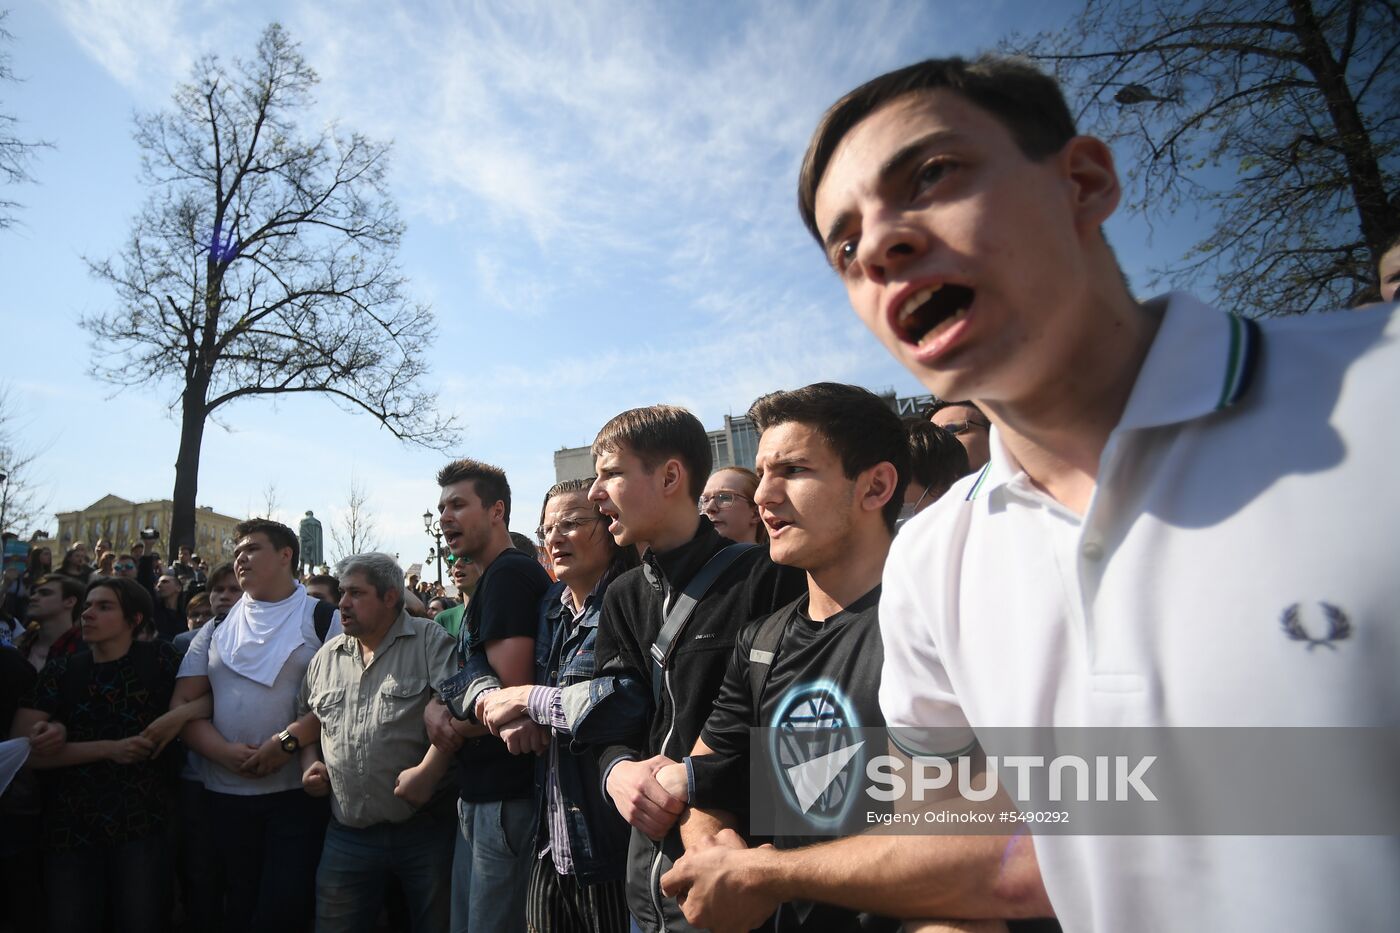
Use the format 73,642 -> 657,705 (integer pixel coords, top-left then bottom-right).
213,582 -> 318,687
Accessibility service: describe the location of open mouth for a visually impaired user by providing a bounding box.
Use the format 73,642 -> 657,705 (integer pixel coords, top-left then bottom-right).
764,516 -> 793,535
893,283 -> 975,347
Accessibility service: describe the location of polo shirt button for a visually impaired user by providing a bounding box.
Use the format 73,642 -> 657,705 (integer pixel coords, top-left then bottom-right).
1081,540 -> 1104,561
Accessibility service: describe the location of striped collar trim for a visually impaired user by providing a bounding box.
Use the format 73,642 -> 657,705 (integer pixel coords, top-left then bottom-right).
962,294 -> 1264,502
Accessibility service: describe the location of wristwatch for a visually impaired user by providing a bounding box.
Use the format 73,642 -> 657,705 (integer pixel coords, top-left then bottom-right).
278,729 -> 300,754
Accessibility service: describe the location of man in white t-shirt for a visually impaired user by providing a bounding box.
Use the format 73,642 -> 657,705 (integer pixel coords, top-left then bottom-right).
170,518 -> 342,933
660,55 -> 1400,933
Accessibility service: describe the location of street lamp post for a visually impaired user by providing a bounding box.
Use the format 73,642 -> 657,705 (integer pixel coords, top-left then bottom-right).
0,470 -> 9,544
422,509 -> 443,585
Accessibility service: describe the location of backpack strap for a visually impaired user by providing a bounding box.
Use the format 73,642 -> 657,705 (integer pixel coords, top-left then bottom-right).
649,542 -> 759,707
312,599 -> 336,643
746,609 -> 790,717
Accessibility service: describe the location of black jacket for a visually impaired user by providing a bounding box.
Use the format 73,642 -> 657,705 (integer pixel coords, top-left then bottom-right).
593,516 -> 805,932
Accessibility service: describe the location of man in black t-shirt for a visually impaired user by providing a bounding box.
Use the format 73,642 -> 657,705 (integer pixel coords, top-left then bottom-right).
424,458 -> 551,933
658,383 -> 909,933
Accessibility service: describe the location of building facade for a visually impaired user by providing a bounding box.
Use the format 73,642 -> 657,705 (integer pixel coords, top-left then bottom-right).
53,495 -> 242,561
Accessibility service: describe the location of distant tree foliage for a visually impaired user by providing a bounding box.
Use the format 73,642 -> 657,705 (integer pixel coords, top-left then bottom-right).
1009,0 -> 1399,314
0,10 -> 51,231
84,24 -> 456,555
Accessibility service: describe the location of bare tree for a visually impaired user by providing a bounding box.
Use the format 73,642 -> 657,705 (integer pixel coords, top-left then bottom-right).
1009,0 -> 1399,314
260,481 -> 281,521
1,9 -> 52,230
328,473 -> 379,562
0,383 -> 50,538
83,24 -> 457,554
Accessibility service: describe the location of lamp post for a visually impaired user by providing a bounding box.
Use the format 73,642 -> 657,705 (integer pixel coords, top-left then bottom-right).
0,469 -> 9,543
422,509 -> 443,585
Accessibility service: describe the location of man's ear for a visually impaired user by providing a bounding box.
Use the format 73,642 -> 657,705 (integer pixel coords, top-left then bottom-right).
659,458 -> 686,498
1060,135 -> 1121,233
859,462 -> 900,514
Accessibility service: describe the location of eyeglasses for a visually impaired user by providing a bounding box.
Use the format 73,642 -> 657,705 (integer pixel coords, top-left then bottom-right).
940,418 -> 991,436
698,492 -> 751,511
536,515 -> 604,543
114,563 -> 136,571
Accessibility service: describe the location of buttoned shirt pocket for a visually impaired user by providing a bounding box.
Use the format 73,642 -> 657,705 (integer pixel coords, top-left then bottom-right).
310,686 -> 347,730
377,675 -> 427,724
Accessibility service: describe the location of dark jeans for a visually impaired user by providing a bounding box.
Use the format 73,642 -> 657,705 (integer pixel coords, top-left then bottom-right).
314,811 -> 455,933
43,832 -> 170,933
206,788 -> 328,933
177,778 -> 222,933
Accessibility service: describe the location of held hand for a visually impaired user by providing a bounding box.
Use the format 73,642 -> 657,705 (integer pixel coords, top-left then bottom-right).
604,755 -> 686,841
213,741 -> 260,773
478,685 -> 534,734
108,735 -> 157,765
302,761 -> 331,798
656,762 -> 690,802
394,763 -> 435,808
424,697 -> 465,753
140,709 -> 184,757
28,720 -> 67,756
239,734 -> 293,777
661,831 -> 775,933
498,717 -> 550,755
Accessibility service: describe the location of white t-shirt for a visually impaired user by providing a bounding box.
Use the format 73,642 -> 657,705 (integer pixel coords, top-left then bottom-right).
178,595 -> 341,795
879,294 -> 1400,931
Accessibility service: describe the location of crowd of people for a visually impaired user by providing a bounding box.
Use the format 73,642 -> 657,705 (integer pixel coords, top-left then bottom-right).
2,52 -> 1398,933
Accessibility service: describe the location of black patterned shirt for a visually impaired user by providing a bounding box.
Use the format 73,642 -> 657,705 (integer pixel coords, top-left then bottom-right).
22,640 -> 179,850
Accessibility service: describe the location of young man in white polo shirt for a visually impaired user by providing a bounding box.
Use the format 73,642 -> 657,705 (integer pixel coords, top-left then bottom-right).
660,55 -> 1400,932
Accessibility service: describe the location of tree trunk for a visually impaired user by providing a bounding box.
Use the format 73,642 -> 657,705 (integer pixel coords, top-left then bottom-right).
1286,0 -> 1397,260
169,383 -> 208,561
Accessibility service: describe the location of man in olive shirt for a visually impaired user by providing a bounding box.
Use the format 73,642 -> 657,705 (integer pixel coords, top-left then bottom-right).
299,553 -> 459,933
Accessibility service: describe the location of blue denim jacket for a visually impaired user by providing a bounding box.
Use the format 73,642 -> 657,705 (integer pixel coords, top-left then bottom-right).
446,580 -> 646,884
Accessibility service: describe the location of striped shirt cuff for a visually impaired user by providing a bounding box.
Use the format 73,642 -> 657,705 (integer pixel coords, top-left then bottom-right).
527,685 -> 567,730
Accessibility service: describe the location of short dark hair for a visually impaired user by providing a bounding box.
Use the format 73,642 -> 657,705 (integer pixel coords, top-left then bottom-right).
510,532 -> 538,556
540,479 -> 640,586
306,573 -> 342,602
907,422 -> 972,502
437,458 -> 513,525
86,576 -> 154,632
748,382 -> 910,532
234,518 -> 300,570
592,405 -> 712,500
207,561 -> 237,590
186,591 -> 211,614
34,573 -> 86,623
798,55 -> 1077,244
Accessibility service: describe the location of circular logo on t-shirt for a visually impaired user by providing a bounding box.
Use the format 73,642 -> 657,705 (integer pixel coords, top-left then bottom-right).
768,679 -> 864,828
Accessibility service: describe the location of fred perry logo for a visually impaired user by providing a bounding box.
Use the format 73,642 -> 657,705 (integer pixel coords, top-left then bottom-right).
1280,602 -> 1352,651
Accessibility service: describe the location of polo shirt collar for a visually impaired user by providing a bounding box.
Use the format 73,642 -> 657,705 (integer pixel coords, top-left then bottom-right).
1116,292 -> 1260,431
965,292 -> 1260,503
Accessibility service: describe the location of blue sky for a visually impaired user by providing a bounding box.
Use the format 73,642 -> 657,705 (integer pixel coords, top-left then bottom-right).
0,0 -> 1202,571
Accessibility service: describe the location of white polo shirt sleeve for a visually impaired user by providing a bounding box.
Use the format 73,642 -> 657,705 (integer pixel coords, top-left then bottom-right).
878,503 -> 977,759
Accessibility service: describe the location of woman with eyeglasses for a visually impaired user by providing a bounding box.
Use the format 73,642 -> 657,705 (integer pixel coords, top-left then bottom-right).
698,467 -> 767,545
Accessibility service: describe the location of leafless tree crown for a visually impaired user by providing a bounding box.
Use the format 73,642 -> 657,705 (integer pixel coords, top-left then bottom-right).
80,23 -> 457,551
1009,0 -> 1399,314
